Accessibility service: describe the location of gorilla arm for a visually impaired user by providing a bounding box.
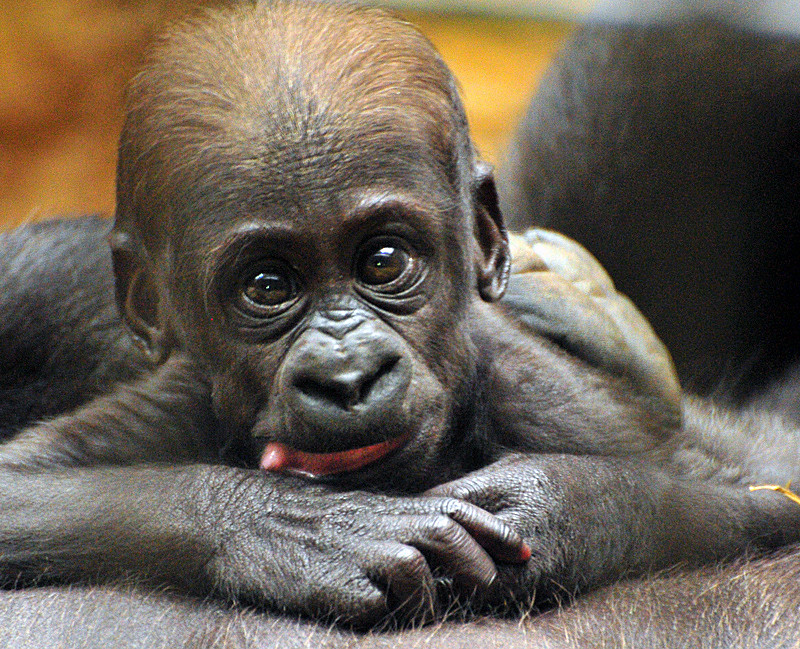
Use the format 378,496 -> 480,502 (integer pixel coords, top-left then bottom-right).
3,222 -> 798,624
0,354 -> 527,626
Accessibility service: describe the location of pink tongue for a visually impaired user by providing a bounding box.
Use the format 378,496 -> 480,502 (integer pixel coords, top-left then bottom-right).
260,435 -> 408,477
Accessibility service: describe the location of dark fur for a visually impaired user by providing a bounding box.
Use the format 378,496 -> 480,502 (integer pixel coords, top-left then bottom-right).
492,18 -> 800,646
0,217 -> 151,438
5,549 -> 800,648
498,20 -> 800,399
2,4 -> 800,646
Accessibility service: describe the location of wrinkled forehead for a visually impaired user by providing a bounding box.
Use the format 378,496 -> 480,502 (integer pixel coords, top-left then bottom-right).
119,2 -> 469,246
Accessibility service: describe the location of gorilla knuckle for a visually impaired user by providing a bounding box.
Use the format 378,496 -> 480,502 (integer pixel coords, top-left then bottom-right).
422,513 -> 463,541
391,545 -> 428,576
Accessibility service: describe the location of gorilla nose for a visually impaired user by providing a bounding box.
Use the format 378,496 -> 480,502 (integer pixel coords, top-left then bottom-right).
277,324 -> 413,450
292,355 -> 402,411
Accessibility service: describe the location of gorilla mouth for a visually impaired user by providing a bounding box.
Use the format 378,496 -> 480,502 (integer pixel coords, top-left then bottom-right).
259,434 -> 409,477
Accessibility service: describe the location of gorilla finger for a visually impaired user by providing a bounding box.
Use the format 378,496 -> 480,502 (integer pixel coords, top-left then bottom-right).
426,477 -> 488,501
334,591 -> 392,629
365,541 -> 438,623
504,269 -> 681,427
420,492 -> 530,563
297,572 -> 389,628
520,228 -> 615,293
402,512 -> 505,595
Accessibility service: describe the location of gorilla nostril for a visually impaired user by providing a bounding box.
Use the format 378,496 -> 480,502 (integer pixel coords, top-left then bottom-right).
294,372 -> 361,409
293,356 -> 401,410
358,356 -> 399,404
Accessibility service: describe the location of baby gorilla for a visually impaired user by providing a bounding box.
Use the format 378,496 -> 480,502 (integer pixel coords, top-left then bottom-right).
111,1 -> 676,485
1,0 -> 798,630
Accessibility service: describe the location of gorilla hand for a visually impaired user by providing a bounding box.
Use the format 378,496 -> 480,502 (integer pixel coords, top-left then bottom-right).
200,469 -> 528,626
506,229 -> 681,427
426,453 -> 669,611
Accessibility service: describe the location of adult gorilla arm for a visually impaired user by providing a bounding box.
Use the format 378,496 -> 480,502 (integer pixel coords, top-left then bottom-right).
505,229 -> 681,426
4,547 -> 800,649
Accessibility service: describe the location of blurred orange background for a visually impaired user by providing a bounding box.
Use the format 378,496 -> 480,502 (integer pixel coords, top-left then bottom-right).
0,1 -> 570,230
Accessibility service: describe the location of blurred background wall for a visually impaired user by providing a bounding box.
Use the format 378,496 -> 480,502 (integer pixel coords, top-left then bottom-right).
3,0 -> 799,229
0,0 -> 576,229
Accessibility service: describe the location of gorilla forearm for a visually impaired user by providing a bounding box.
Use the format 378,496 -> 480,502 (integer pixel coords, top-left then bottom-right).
0,441 -> 527,625
4,385 -> 797,619
0,464 -> 215,591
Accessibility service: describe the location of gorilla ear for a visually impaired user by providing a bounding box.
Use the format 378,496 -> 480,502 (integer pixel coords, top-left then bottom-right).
109,232 -> 170,364
472,161 -> 511,302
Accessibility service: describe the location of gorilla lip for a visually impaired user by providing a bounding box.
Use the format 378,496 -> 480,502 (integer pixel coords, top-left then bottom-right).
260,434 -> 409,477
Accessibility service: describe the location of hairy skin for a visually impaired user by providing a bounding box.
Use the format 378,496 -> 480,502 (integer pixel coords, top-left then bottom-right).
2,3 -> 800,646
4,549 -> 800,649
498,20 -> 800,400
491,18 -> 800,647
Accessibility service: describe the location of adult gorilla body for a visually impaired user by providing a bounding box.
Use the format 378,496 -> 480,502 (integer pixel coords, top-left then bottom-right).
499,20 -> 800,401
1,3 -> 800,647
496,16 -> 800,647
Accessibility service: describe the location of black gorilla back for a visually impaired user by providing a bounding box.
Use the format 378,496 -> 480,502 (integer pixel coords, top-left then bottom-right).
0,217 -> 149,437
498,21 -> 800,400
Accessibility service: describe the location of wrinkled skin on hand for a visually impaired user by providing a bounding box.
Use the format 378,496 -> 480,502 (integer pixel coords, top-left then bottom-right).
196,469 -> 527,626
427,454 -> 643,611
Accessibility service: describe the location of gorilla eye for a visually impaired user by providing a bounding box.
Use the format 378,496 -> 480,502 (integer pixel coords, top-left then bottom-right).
235,262 -> 299,315
244,271 -> 292,306
357,244 -> 411,286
